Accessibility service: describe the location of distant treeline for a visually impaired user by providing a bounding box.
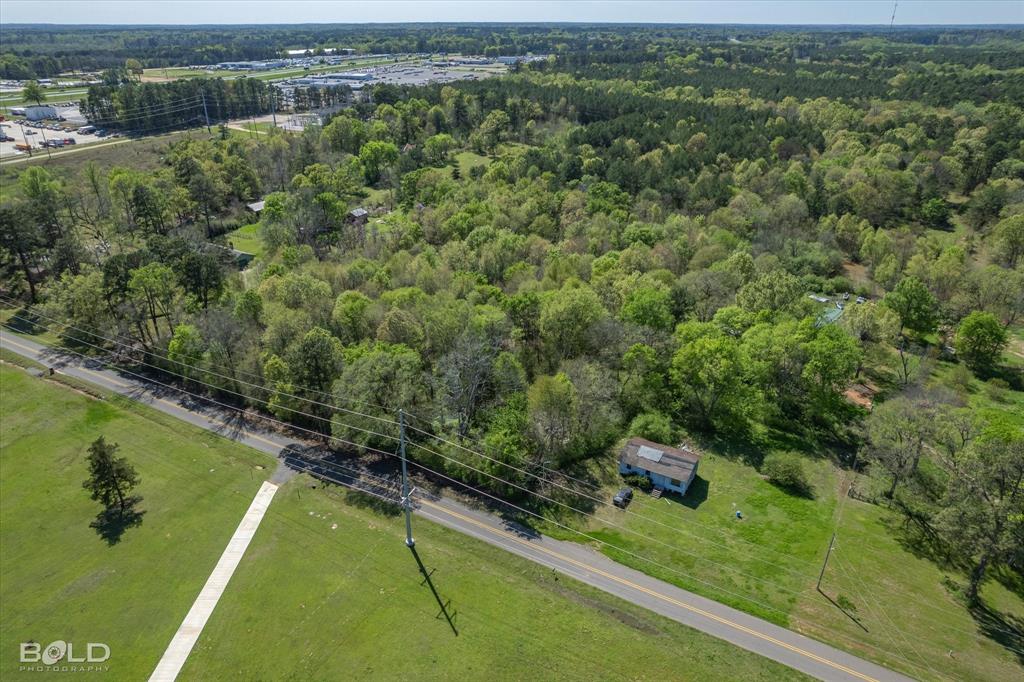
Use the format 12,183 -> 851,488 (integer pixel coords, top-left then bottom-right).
553,49 -> 1024,105
78,78 -> 352,132
2,24 -> 1022,78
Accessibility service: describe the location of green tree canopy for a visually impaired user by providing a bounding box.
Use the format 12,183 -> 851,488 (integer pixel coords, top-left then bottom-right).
884,276 -> 938,334
955,311 -> 1008,374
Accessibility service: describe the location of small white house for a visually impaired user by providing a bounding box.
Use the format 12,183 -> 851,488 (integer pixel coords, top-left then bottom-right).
619,437 -> 702,495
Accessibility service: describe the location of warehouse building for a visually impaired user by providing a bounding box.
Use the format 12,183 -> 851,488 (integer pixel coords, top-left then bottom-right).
25,105 -> 57,121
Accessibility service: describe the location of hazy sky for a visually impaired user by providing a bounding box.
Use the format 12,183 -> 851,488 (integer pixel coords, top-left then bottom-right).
1,1 -> 1021,26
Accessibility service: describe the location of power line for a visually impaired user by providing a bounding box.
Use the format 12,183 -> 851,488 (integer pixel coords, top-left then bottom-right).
2,304 -> 821,588
0,315 -> 804,618
6,304 -> 1019,644
831,553 -> 1024,658
6,309 -> 812,600
76,96 -> 205,126
0,325 -> 952,677
123,441 -> 624,679
404,420 -> 826,570
829,556 -> 953,680
283,450 -> 937,680
0,304 -> 1001,628
2,298 -> 819,573
824,445 -> 1024,649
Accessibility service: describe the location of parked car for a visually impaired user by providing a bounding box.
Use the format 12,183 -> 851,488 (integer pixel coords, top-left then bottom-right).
855,296 -> 866,304
95,129 -> 108,137
24,130 -> 36,135
0,135 -> 14,142
63,137 -> 76,145
613,487 -> 634,508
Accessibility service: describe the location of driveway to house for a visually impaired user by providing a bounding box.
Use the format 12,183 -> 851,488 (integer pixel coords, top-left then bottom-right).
0,331 -> 913,682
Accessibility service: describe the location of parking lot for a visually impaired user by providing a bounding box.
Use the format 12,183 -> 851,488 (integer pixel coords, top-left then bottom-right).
0,105 -> 109,161
371,62 -> 505,86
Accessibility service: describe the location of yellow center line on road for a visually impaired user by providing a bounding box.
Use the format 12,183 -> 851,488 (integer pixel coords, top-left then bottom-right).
1,336 -> 283,452
2,334 -> 880,682
418,498 -> 880,682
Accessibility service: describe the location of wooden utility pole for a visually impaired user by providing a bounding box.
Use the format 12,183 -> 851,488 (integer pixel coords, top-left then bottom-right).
399,409 -> 414,548
17,122 -> 32,157
201,91 -> 211,133
817,533 -> 836,591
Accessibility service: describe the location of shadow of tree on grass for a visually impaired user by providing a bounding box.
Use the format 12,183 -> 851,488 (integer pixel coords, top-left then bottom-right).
90,497 -> 145,545
969,600 -> 1024,665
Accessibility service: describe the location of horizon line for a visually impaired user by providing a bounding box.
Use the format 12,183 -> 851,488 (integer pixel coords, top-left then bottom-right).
3,21 -> 1023,28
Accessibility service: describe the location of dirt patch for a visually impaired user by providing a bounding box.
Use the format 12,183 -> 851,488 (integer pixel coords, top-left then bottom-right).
844,380 -> 879,410
841,260 -> 871,287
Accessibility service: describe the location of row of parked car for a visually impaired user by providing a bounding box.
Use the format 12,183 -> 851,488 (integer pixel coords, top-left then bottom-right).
41,138 -> 77,148
21,119 -> 69,132
76,126 -> 112,137
13,120 -> 111,138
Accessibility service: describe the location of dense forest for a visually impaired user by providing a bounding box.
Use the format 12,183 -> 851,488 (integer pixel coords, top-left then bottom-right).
2,22 -> 1022,79
1,25 -> 1023,675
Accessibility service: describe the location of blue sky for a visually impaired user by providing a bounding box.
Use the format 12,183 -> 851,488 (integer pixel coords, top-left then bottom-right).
1,1 -> 1021,26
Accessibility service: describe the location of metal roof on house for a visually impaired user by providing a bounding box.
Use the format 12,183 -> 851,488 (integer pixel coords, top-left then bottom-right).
246,200 -> 265,212
349,207 -> 369,217
620,437 -> 701,481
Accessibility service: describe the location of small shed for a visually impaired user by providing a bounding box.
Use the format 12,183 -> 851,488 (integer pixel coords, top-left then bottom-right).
347,207 -> 369,225
619,437 -> 702,495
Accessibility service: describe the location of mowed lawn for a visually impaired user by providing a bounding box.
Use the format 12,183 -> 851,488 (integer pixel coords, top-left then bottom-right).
182,475 -> 805,681
0,365 -> 270,678
0,361 -> 803,680
572,420 -> 1023,681
796,495 -> 1024,682
576,452 -> 837,626
224,222 -> 264,257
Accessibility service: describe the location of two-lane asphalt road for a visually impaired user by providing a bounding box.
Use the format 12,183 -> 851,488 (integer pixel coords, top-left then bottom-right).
0,331 -> 913,682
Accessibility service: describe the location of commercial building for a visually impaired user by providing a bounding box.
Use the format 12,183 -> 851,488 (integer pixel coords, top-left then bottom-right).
216,60 -> 289,71
25,105 -> 57,121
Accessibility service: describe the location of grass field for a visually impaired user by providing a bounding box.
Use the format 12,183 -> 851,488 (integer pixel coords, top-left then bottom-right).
547,352 -> 1024,681
0,129 -> 208,201
455,150 -> 491,177
0,361 -> 803,680
797,491 -> 1024,682
181,472 -> 804,681
568,451 -> 837,626
224,222 -> 264,257
0,364 -> 269,679
230,121 -> 278,135
0,89 -> 88,113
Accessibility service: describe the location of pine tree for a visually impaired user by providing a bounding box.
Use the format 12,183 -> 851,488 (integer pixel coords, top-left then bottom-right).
82,437 -> 140,515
